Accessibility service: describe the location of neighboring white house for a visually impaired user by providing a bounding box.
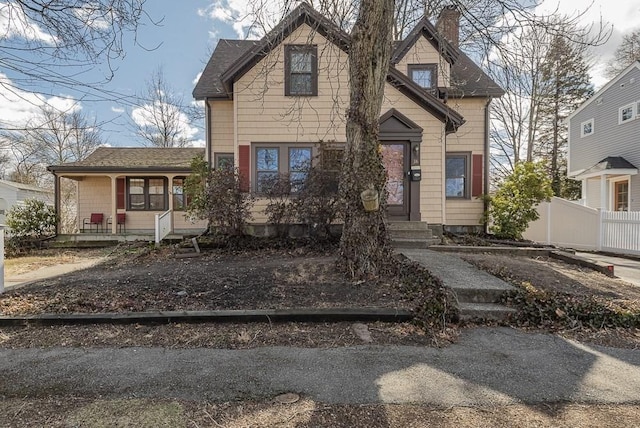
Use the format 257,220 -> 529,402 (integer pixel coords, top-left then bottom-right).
567,60 -> 640,211
0,180 -> 53,225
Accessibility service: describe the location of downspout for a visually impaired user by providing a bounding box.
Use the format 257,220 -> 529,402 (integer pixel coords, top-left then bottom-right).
205,97 -> 212,169
53,172 -> 61,236
484,98 -> 492,234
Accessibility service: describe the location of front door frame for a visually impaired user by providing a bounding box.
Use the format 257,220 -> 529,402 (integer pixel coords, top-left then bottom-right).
379,109 -> 422,221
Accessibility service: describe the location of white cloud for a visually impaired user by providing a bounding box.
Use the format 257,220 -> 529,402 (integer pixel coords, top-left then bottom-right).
200,0 -> 287,38
111,106 -> 125,113
190,139 -> 206,148
131,101 -> 199,142
0,2 -> 56,43
0,73 -> 79,128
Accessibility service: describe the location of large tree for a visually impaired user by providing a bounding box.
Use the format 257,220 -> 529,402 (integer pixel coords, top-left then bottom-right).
537,33 -> 593,197
337,0 -> 394,278
606,28 -> 640,78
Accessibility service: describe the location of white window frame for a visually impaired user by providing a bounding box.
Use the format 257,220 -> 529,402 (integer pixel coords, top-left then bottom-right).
619,103 -> 635,124
609,175 -> 631,212
580,118 -> 594,137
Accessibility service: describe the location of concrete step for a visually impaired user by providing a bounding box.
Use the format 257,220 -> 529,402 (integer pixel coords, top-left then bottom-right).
392,237 -> 441,249
390,228 -> 434,239
388,221 -> 430,231
450,286 -> 508,304
458,302 -> 516,321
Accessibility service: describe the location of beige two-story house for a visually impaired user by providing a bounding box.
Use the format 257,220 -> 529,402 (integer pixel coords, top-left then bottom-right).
193,3 -> 503,234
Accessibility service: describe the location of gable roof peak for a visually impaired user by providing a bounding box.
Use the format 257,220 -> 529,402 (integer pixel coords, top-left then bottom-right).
391,15 -> 459,66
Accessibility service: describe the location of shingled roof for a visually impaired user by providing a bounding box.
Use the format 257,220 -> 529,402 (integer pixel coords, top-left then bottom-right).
47,147 -> 205,173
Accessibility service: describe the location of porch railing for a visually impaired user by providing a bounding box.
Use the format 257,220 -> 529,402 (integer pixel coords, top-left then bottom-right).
155,210 -> 172,245
523,197 -> 640,255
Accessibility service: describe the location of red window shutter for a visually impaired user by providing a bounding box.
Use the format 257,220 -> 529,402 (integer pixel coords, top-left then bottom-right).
116,178 -> 125,209
471,154 -> 483,197
238,145 -> 250,192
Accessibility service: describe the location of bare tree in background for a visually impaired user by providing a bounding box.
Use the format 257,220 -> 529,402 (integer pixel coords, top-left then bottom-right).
0,0 -> 152,106
606,28 -> 640,78
132,68 -> 196,148
0,105 -> 104,231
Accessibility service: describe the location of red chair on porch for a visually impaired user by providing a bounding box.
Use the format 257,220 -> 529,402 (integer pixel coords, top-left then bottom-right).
107,213 -> 126,233
82,213 -> 104,233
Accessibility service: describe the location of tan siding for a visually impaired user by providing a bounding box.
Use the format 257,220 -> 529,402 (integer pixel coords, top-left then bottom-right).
235,24 -> 349,149
210,100 -> 235,158
395,36 -> 451,87
445,98 -> 488,226
77,176 -> 111,231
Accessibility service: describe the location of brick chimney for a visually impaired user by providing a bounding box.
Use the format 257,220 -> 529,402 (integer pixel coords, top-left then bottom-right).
436,5 -> 460,48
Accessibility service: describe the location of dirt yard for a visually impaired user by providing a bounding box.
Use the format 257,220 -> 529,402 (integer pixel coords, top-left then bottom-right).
0,244 -> 639,349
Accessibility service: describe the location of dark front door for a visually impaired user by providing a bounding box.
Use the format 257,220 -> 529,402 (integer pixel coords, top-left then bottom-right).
381,142 -> 410,220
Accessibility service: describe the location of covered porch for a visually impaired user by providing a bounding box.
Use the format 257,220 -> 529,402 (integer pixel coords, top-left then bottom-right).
571,156 -> 638,211
47,147 -> 207,238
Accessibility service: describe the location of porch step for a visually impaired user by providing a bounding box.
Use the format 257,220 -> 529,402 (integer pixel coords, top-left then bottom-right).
458,302 -> 516,321
389,222 -> 440,248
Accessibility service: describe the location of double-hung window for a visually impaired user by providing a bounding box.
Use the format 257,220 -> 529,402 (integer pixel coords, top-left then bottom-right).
255,145 -> 312,193
127,177 -> 167,211
408,64 -> 437,90
445,153 -> 470,199
285,45 -> 318,96
619,103 -> 636,124
581,118 -> 594,137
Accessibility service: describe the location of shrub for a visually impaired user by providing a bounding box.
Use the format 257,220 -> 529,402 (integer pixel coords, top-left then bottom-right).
484,161 -> 553,239
6,199 -> 57,252
184,155 -> 254,236
292,165 -> 341,238
262,173 -> 296,237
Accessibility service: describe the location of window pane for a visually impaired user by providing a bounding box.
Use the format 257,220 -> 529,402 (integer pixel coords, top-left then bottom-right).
622,107 -> 633,121
289,148 -> 311,171
216,154 -> 234,169
130,194 -> 145,210
290,74 -> 312,94
148,178 -> 164,195
257,171 -> 279,193
149,195 -> 165,210
173,178 -> 185,210
412,69 -> 433,88
256,148 -> 279,171
129,178 -> 144,195
291,51 -> 312,72
446,156 -> 467,198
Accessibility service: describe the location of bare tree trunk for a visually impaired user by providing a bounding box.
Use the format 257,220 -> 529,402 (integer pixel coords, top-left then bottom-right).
338,0 -> 395,279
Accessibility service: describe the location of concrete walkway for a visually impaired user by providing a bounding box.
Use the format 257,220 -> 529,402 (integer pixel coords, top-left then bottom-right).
1,327 -> 639,405
576,252 -> 640,287
4,257 -> 105,291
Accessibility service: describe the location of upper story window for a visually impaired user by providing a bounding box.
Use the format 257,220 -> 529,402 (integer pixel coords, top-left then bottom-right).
619,103 -> 636,124
581,118 -> 594,137
284,45 -> 318,96
408,64 -> 437,89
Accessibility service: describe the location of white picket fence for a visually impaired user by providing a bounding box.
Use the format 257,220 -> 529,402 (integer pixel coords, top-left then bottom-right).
523,197 -> 640,255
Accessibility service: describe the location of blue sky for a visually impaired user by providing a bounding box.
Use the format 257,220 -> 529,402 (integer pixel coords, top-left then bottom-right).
1,0 -> 638,149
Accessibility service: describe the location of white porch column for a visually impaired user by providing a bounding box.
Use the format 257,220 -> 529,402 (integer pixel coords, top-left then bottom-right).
110,175 -> 118,234
600,174 -> 608,210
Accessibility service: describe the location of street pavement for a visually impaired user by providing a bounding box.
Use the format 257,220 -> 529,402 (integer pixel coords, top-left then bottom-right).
1,327 -> 639,405
575,252 -> 640,287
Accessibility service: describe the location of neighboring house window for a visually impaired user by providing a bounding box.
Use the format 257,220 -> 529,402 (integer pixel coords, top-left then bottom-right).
284,45 -> 318,96
127,177 -> 167,211
581,118 -> 594,137
619,103 -> 635,124
408,64 -> 437,89
215,153 -> 234,169
614,180 -> 629,211
172,177 -> 189,211
446,153 -> 470,198
254,145 -> 313,192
